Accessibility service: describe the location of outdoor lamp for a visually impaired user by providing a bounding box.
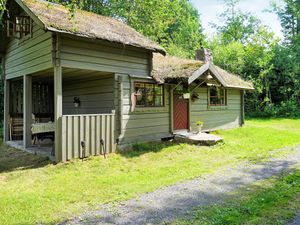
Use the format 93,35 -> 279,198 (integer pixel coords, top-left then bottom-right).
73,97 -> 81,108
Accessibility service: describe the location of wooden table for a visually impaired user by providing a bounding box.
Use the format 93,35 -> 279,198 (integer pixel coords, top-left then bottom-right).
31,122 -> 55,144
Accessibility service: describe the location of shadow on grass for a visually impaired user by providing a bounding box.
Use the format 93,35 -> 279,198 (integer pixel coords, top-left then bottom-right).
118,141 -> 178,158
60,162 -> 300,225
0,143 -> 53,173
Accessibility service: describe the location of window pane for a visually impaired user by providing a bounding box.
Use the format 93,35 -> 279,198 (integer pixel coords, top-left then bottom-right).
135,84 -> 145,106
154,85 -> 162,95
209,87 -> 226,106
155,95 -> 163,106
135,82 -> 163,107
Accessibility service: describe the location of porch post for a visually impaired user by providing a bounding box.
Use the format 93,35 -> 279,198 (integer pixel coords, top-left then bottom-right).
23,75 -> 32,148
170,86 -> 174,133
3,79 -> 10,142
54,65 -> 63,162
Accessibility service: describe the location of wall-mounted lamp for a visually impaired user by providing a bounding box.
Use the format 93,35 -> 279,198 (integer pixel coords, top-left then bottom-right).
207,73 -> 213,80
73,97 -> 81,108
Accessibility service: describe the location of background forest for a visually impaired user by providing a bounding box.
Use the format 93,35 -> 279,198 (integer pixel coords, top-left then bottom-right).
0,0 -> 299,118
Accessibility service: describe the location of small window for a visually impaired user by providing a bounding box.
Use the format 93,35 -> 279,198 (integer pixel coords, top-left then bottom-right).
7,16 -> 32,39
134,82 -> 164,107
15,16 -> 32,38
208,86 -> 227,106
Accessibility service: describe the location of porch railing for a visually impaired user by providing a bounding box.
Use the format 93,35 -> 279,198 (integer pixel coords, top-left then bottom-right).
61,111 -> 115,161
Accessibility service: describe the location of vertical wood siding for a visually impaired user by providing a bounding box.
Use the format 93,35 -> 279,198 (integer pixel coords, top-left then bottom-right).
62,74 -> 114,115
5,22 -> 52,79
190,87 -> 242,131
61,113 -> 115,161
60,36 -> 150,76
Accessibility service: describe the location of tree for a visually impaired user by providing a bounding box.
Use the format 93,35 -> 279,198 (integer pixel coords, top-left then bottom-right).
211,0 -> 261,44
47,0 -> 203,58
272,0 -> 300,44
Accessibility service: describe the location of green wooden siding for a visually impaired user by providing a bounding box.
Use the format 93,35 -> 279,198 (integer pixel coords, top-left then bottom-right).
60,36 -> 151,77
190,87 -> 242,131
4,22 -> 52,79
61,113 -> 115,161
62,74 -> 114,115
114,74 -> 171,145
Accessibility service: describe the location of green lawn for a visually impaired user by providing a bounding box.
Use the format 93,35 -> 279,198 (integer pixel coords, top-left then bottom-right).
1,118 -> 300,225
171,166 -> 300,225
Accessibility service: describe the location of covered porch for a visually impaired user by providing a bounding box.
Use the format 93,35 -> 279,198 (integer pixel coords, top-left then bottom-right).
4,67 -> 117,162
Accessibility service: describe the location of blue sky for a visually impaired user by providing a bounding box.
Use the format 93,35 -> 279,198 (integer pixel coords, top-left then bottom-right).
190,0 -> 283,38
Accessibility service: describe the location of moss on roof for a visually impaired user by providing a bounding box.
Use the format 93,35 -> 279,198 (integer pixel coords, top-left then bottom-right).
210,64 -> 254,90
152,53 -> 254,90
152,53 -> 204,83
21,0 -> 165,54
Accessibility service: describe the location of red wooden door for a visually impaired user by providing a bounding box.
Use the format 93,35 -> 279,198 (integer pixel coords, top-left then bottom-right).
173,93 -> 189,130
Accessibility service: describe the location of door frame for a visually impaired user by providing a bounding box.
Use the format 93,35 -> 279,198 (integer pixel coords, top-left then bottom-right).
170,84 -> 191,133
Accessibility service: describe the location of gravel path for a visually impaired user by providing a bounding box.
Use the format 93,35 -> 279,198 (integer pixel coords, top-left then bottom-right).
287,212 -> 300,225
61,146 -> 300,225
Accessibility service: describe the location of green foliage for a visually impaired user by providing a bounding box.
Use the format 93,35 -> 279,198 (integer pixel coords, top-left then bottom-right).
208,0 -> 300,117
48,0 -> 203,58
211,0 -> 261,44
249,100 -> 300,118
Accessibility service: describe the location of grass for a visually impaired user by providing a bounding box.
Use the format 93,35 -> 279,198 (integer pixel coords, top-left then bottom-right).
1,118 -> 300,224
171,166 -> 300,225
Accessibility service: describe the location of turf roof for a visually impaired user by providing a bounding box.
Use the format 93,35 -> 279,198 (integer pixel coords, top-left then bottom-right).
19,0 -> 166,54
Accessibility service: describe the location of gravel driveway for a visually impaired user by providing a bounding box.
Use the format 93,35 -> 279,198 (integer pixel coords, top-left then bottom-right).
287,212 -> 300,225
61,146 -> 300,225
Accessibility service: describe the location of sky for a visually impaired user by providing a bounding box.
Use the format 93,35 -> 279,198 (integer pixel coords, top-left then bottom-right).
190,0 -> 283,38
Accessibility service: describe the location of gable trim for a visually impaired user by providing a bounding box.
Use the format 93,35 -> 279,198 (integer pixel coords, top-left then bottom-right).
188,62 -> 227,87
15,0 -> 47,29
188,63 -> 209,84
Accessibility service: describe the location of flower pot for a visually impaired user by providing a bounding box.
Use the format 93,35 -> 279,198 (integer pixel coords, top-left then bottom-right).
196,124 -> 203,133
183,93 -> 190,99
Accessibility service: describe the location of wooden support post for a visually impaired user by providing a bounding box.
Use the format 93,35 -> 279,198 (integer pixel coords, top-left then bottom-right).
118,76 -> 123,137
23,75 -> 32,148
170,86 -> 174,133
54,65 -> 63,162
188,87 -> 192,131
3,79 -> 10,142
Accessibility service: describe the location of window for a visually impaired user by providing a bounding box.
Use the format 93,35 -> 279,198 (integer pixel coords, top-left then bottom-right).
7,16 -> 32,39
208,86 -> 227,106
134,82 -> 164,107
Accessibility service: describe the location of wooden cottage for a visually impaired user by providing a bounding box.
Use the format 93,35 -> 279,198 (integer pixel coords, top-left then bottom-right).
0,0 -> 253,162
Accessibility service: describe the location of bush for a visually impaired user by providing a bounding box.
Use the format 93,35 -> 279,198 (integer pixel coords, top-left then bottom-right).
247,100 -> 300,118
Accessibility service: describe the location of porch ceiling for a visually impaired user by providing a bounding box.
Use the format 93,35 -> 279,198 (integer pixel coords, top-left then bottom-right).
30,68 -> 113,82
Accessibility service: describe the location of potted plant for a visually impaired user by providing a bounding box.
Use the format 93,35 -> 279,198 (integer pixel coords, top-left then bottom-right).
196,120 -> 204,133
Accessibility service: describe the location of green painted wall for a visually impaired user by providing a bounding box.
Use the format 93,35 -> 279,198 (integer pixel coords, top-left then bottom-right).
4,22 -> 52,79
190,87 -> 242,131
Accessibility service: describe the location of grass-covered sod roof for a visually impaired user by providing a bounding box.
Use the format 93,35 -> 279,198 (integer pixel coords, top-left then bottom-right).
21,0 -> 166,54
152,53 -> 254,89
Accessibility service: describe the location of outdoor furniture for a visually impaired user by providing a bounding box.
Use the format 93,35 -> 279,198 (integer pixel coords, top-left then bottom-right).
9,116 -> 23,140
31,122 -> 55,144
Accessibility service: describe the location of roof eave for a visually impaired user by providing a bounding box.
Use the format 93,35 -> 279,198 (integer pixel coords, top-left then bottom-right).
46,26 -> 166,55
225,85 -> 255,90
